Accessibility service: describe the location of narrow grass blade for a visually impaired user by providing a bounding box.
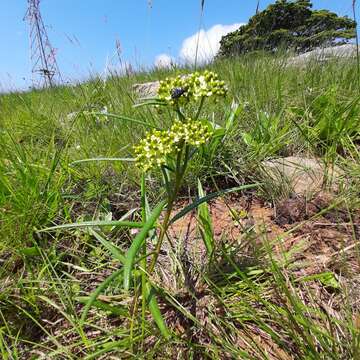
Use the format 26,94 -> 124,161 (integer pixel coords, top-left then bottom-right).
83,337 -> 142,360
88,228 -> 126,264
92,112 -> 158,128
76,297 -> 128,317
80,268 -> 123,324
0,328 -> 9,360
133,99 -> 167,108
225,102 -> 241,132
71,157 -> 135,166
38,220 -> 143,233
170,183 -> 260,224
123,200 -> 166,290
197,179 -> 214,257
146,282 -> 171,339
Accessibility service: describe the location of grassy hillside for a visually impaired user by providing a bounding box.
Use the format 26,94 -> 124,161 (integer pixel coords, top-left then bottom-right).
1,54 -> 360,359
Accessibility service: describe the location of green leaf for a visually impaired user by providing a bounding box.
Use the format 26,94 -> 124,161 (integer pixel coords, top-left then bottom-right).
70,157 -> 135,166
123,201 -> 166,290
297,272 -> 340,289
88,228 -> 126,264
38,220 -> 143,233
225,102 -> 242,132
319,272 -> 340,289
141,174 -> 157,243
197,179 -> 214,257
76,297 -> 127,317
80,268 -> 123,324
170,183 -> 260,224
133,98 -> 168,108
19,246 -> 40,257
241,132 -> 254,147
145,282 -> 171,339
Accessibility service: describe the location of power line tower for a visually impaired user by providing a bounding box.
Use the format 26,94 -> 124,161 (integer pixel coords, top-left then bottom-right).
25,0 -> 62,88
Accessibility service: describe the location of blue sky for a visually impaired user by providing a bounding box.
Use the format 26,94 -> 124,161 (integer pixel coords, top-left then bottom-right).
0,1 -> 357,91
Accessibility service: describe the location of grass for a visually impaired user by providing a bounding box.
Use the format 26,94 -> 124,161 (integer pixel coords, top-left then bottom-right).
1,53 -> 360,359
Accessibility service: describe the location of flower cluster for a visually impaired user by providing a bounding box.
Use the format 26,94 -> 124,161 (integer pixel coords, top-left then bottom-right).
134,129 -> 174,172
158,71 -> 227,106
170,120 -> 212,147
134,120 -> 212,171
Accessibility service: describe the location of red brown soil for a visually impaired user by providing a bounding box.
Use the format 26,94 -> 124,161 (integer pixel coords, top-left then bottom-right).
161,191 -> 360,282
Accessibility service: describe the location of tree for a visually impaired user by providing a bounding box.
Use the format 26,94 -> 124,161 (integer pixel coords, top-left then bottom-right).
217,0 -> 356,57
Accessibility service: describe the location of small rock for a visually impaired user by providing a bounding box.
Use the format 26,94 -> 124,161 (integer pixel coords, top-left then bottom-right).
132,81 -> 160,98
262,156 -> 341,195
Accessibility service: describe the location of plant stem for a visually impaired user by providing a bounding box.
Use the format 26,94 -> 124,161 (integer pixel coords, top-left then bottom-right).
140,174 -> 147,343
148,203 -> 173,274
195,96 -> 205,120
147,97 -> 204,274
148,144 -> 185,273
161,166 -> 172,199
175,105 -> 186,121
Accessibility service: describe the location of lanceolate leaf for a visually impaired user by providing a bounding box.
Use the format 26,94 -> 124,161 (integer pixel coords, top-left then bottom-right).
197,179 -> 214,257
145,282 -> 171,339
88,228 -> 126,264
70,157 -> 135,166
38,220 -> 143,233
77,297 -> 128,317
123,201 -> 166,290
133,98 -> 168,108
80,268 -> 124,325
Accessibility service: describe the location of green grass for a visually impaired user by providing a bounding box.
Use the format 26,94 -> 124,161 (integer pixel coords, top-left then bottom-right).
1,54 -> 360,359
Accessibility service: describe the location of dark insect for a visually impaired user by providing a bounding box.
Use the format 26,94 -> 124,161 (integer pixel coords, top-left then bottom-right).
171,87 -> 186,99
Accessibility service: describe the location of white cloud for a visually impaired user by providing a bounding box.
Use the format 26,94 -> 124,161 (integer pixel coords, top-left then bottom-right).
154,53 -> 174,69
179,23 -> 243,65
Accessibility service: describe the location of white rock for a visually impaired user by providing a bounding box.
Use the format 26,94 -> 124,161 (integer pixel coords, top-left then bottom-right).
287,44 -> 357,67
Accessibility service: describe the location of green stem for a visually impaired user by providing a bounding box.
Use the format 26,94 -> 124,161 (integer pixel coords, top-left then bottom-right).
181,145 -> 190,176
149,143 -> 185,273
195,96 -> 205,120
161,166 -> 172,199
148,204 -> 173,274
147,97 -> 205,274
175,104 -> 186,121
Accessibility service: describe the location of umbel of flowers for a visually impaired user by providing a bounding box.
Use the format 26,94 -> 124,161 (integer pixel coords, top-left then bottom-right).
157,70 -> 227,106
134,120 -> 212,172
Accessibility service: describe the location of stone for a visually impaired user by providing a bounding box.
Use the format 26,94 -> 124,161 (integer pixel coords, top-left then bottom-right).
287,44 -> 357,67
132,80 -> 160,98
262,156 -> 341,195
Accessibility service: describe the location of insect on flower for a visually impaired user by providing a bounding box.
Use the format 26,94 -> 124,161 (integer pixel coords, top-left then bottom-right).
171,87 -> 187,99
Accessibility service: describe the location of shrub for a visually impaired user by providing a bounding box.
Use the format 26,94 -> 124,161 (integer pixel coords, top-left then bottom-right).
218,0 -> 356,57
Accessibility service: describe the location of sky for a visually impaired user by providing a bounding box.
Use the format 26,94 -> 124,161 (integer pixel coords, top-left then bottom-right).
0,0 -> 357,91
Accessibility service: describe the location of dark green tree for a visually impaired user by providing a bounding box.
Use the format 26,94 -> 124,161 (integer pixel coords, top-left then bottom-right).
218,0 -> 356,57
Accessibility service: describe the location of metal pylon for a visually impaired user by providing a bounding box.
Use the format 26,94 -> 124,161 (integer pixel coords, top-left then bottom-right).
25,0 -> 62,88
